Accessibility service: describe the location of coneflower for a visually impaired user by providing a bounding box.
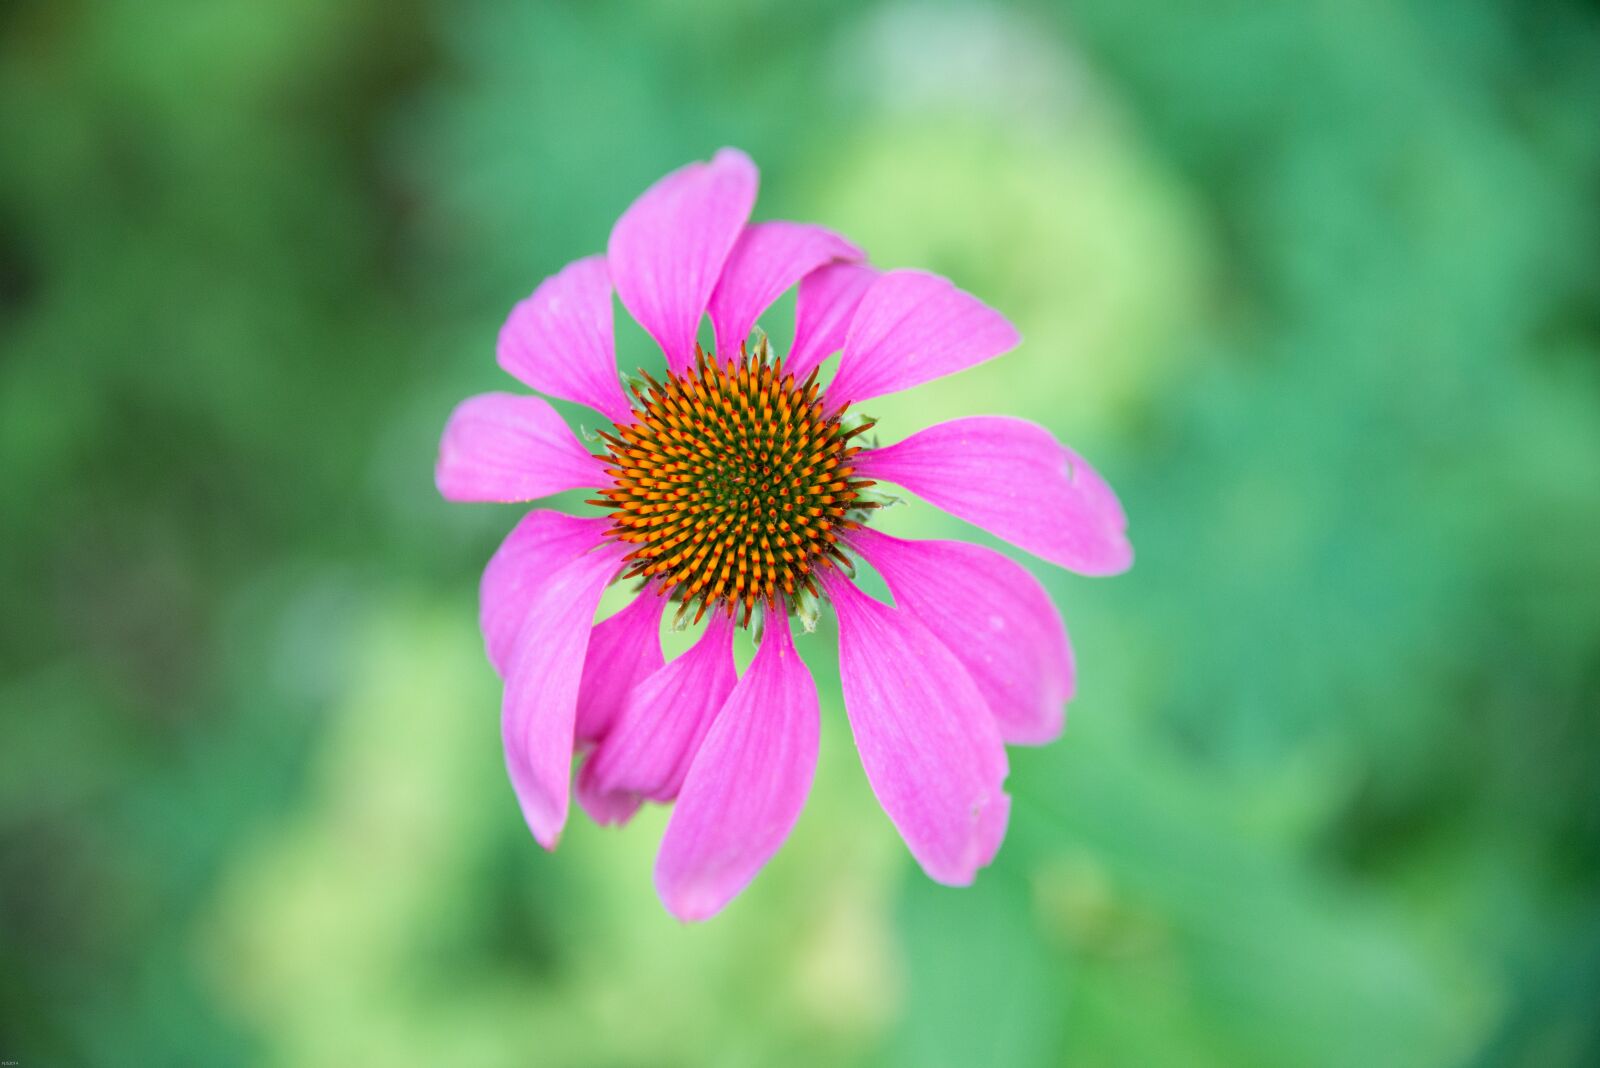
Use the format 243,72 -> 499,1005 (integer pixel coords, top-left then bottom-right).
437,148 -> 1131,920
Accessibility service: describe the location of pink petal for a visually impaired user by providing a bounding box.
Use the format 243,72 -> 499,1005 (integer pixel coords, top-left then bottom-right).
826,269 -> 1021,404
607,148 -> 759,376
856,416 -> 1133,575
501,539 -> 628,849
497,255 -> 633,425
574,589 -> 667,745
707,222 -> 863,360
575,756 -> 643,827
655,613 -> 819,921
480,510 -> 610,675
847,527 -> 1074,745
787,262 -> 879,382
435,392 -> 604,503
1065,443 -> 1129,532
580,613 -> 739,823
825,573 -> 1010,885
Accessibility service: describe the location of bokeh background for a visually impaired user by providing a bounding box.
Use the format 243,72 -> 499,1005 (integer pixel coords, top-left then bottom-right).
4,1 -> 1599,1065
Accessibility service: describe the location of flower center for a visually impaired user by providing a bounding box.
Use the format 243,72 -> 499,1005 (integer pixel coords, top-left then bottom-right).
593,345 -> 876,625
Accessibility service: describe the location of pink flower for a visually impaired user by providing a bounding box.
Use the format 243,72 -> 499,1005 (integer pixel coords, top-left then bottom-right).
437,148 -> 1132,921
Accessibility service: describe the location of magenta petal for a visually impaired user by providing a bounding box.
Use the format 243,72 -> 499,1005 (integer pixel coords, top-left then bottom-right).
435,392 -> 604,502
655,614 -> 819,921
501,540 -> 628,849
787,262 -> 879,381
479,510 -> 610,675
574,590 -> 667,745
582,613 -> 739,819
856,416 -> 1133,575
607,148 -> 759,376
848,527 -> 1074,745
575,755 -> 643,827
1065,443 -> 1129,532
827,269 -> 1020,404
826,574 -> 1010,885
497,255 -> 633,425
707,221 -> 863,360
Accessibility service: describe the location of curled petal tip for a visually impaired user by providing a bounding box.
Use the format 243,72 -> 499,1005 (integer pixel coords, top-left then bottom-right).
657,881 -> 729,924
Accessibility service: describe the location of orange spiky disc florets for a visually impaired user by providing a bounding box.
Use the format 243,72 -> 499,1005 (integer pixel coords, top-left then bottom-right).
591,346 -> 877,626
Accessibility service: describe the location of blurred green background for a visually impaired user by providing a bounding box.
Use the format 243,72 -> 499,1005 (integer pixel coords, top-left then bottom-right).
4,1 -> 1599,1065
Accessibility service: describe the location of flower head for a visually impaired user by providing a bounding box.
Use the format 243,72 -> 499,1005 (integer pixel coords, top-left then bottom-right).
437,148 -> 1132,921
590,348 -> 872,627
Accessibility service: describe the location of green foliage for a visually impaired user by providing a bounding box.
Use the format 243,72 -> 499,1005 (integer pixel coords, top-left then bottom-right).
2,0 -> 1598,1064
